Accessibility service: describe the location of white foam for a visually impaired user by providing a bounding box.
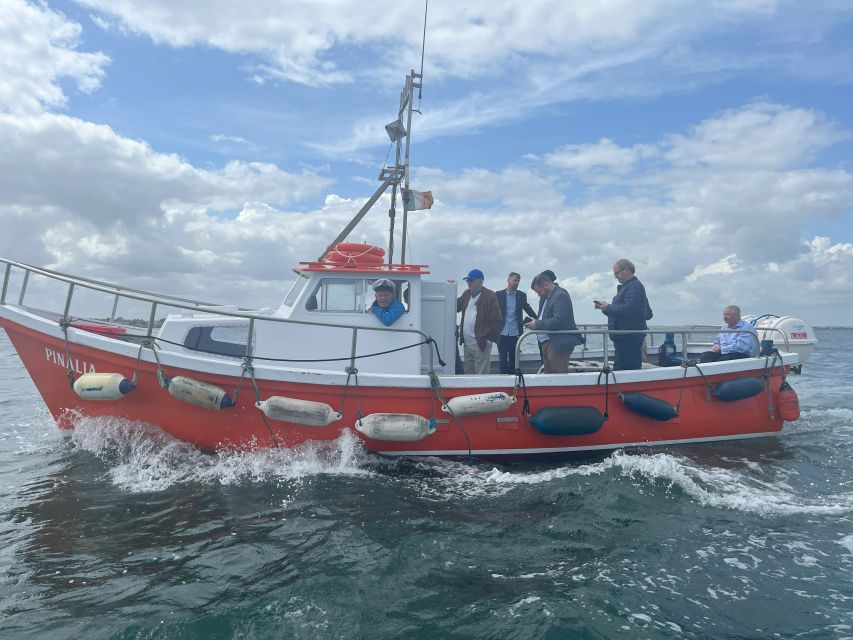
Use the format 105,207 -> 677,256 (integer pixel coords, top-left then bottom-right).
412,449 -> 853,516
610,450 -> 853,516
67,415 -> 374,492
839,535 -> 853,557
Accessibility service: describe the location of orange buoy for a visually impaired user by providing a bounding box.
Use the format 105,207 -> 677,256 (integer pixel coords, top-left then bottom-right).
776,381 -> 800,422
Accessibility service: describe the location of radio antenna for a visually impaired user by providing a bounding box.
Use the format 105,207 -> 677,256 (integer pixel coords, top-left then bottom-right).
418,0 -> 428,101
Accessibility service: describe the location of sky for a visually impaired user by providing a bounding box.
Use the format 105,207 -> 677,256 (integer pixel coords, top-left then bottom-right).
1,0 -> 852,326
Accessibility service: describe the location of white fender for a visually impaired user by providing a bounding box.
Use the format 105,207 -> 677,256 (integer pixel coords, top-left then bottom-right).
167,376 -> 233,410
442,392 -> 514,416
355,413 -> 435,442
256,396 -> 339,426
73,372 -> 135,401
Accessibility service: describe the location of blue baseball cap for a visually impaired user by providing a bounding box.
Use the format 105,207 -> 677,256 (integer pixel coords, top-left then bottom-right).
463,268 -> 484,281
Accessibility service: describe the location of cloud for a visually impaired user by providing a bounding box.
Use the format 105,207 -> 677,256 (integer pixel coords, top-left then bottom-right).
0,0 -> 109,114
0,112 -> 332,280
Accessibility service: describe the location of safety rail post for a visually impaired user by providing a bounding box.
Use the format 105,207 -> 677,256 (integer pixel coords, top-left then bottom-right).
245,318 -> 255,359
349,327 -> 359,370
61,283 -> 76,322
602,329 -> 610,366
682,331 -> 689,362
1,263 -> 11,304
17,270 -> 30,306
146,302 -> 158,340
110,289 -> 121,323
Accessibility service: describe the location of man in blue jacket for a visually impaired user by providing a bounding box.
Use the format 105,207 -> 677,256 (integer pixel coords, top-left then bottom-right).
496,272 -> 537,374
524,272 -> 584,373
370,278 -> 405,326
595,259 -> 652,371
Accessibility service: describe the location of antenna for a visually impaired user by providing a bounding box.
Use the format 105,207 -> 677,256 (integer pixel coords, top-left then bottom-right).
418,0 -> 429,101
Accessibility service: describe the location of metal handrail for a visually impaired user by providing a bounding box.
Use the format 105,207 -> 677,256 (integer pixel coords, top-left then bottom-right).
515,326 -> 787,367
0,257 -> 441,372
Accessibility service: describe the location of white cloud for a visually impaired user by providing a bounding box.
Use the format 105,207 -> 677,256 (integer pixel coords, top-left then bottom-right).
0,112 -> 332,281
545,138 -> 656,173
0,0 -> 109,114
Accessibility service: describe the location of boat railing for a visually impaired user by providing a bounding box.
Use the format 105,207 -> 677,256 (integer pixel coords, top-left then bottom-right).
0,257 -> 442,372
517,326 -> 787,366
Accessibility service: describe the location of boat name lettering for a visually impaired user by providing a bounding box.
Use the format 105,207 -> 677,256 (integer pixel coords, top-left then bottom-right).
790,331 -> 808,339
44,346 -> 96,374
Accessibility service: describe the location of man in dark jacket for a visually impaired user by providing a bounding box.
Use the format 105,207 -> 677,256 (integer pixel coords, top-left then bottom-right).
524,273 -> 584,373
496,272 -> 537,374
595,259 -> 652,371
457,269 -> 503,374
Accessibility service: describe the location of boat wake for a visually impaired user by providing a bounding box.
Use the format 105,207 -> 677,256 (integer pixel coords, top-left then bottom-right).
416,450 -> 853,516
67,415 -> 376,492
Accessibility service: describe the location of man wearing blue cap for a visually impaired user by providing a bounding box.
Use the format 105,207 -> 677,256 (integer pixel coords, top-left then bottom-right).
456,269 -> 503,374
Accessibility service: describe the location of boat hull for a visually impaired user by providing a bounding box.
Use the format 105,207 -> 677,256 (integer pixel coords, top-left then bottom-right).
0,315 -> 790,457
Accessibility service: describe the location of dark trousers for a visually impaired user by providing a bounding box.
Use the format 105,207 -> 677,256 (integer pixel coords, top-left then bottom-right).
498,334 -> 519,374
700,351 -> 749,363
612,336 -> 644,371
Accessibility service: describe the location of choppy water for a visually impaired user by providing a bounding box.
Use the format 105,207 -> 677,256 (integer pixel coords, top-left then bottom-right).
1,329 -> 852,639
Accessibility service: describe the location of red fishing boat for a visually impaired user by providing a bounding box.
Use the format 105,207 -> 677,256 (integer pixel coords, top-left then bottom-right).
0,68 -> 814,457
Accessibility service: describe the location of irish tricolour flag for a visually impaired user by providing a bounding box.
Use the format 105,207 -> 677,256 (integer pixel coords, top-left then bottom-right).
403,189 -> 434,210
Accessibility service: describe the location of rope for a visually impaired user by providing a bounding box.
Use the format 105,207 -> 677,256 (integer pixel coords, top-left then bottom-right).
595,367 -> 619,421
672,363 -> 691,415
685,360 -> 713,402
140,334 -> 431,364
761,349 -> 783,418
243,360 -> 281,448
513,368 -> 531,417
340,366 -> 364,423
428,371 -> 472,461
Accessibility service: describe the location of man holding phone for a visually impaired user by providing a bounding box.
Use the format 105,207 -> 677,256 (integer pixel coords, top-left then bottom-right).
594,258 -> 652,371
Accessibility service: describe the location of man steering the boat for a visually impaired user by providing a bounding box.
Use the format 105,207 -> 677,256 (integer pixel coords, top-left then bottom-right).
699,305 -> 758,362
370,278 -> 406,326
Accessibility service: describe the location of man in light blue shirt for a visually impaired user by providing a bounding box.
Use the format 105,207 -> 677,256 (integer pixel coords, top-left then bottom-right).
700,305 -> 758,362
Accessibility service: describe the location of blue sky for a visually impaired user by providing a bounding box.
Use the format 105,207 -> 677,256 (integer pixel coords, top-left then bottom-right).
1,0 -> 852,325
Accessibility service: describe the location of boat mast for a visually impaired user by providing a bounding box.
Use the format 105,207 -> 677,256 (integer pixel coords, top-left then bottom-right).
320,1 -> 427,265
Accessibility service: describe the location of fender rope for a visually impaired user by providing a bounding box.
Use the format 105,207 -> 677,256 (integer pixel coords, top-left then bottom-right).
428,371 -> 472,462
242,360 -> 281,448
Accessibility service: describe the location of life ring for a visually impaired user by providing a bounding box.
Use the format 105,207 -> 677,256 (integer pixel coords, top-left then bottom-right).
326,242 -> 386,265
326,250 -> 384,265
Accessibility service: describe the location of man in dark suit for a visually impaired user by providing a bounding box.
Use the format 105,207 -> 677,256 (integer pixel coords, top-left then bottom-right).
495,272 -> 537,374
524,273 -> 584,373
594,258 -> 652,371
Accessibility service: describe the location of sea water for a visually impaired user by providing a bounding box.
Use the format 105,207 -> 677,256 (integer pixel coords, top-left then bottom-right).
0,329 -> 851,639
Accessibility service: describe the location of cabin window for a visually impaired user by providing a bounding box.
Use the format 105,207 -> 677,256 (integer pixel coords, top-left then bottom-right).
305,278 -> 411,314
306,278 -> 367,312
283,274 -> 310,307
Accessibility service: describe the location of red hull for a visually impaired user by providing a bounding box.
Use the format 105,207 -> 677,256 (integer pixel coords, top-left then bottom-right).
1,319 -> 786,456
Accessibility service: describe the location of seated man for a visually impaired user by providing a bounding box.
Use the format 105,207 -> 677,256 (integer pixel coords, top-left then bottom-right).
370,278 -> 405,326
700,305 -> 758,362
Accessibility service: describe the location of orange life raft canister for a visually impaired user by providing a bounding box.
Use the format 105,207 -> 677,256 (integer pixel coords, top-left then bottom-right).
776,381 -> 800,422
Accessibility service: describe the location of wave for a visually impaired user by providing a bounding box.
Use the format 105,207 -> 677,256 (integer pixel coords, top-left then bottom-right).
67,415 -> 375,492
446,450 -> 853,516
